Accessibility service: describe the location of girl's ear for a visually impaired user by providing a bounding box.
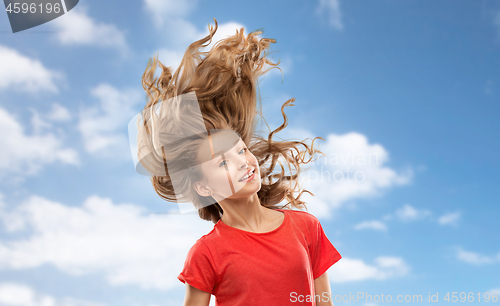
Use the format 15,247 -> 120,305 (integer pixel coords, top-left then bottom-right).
194,181 -> 211,197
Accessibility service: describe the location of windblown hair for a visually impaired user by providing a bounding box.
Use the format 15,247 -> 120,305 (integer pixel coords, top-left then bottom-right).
140,18 -> 325,224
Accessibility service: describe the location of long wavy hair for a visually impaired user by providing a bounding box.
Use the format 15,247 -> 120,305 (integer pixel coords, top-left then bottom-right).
139,18 -> 325,224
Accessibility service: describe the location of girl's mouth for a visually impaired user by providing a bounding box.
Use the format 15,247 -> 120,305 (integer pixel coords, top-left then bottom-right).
239,168 -> 255,182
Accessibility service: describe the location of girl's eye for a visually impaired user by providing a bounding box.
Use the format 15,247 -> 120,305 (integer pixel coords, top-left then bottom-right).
218,148 -> 247,167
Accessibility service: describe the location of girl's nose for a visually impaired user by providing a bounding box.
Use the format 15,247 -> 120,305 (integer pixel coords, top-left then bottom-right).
240,159 -> 249,169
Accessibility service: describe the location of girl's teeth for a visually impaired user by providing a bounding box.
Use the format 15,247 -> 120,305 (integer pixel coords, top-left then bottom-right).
240,170 -> 254,181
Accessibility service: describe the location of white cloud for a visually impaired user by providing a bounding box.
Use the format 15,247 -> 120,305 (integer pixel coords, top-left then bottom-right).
27,104 -> 72,134
329,256 -> 410,283
295,190 -> 332,219
51,6 -> 127,54
29,108 -> 53,134
278,130 -> 412,218
154,48 -> 188,77
316,0 -> 343,30
0,283 -> 34,305
353,206 -> 458,233
78,83 -> 142,157
354,220 -> 387,231
0,45 -> 62,93
456,247 -> 499,265
47,103 -> 72,122
438,211 -> 461,226
0,195 -> 213,290
0,282 -> 105,306
143,0 -> 199,28
0,107 -> 79,179
395,204 -> 431,222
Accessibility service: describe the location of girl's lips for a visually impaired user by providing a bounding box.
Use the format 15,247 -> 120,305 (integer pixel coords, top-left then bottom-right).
239,169 -> 255,182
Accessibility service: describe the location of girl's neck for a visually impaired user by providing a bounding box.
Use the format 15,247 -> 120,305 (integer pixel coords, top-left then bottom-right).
219,194 -> 271,232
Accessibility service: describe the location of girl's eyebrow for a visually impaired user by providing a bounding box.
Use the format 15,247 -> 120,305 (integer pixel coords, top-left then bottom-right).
213,144 -> 245,162
212,140 -> 244,157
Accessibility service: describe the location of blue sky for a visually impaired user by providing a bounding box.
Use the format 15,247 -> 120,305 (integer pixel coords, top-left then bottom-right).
0,0 -> 499,305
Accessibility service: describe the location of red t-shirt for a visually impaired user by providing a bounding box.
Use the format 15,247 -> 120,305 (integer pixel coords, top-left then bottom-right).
178,208 -> 342,305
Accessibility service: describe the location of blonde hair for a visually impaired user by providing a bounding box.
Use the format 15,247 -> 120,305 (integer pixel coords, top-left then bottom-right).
140,18 -> 325,223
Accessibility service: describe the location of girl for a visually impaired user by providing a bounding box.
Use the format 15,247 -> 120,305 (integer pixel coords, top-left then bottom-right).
136,18 -> 341,306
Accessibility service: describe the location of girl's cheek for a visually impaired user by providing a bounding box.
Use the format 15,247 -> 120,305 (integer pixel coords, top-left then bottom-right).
247,151 -> 256,160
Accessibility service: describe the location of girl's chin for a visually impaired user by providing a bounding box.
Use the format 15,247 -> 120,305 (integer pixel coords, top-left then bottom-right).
220,184 -> 262,199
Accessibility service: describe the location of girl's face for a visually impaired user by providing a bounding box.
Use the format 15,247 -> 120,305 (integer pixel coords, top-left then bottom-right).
194,130 -> 261,201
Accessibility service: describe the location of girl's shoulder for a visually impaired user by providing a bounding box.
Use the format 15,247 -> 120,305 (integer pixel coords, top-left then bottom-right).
279,208 -> 320,226
193,221 -> 227,247
187,226 -> 225,263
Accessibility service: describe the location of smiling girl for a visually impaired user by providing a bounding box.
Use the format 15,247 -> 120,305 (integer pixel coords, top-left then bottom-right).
136,18 -> 341,306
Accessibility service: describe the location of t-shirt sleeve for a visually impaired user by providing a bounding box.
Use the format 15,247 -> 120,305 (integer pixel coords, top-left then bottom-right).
309,217 -> 342,279
177,239 -> 217,294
